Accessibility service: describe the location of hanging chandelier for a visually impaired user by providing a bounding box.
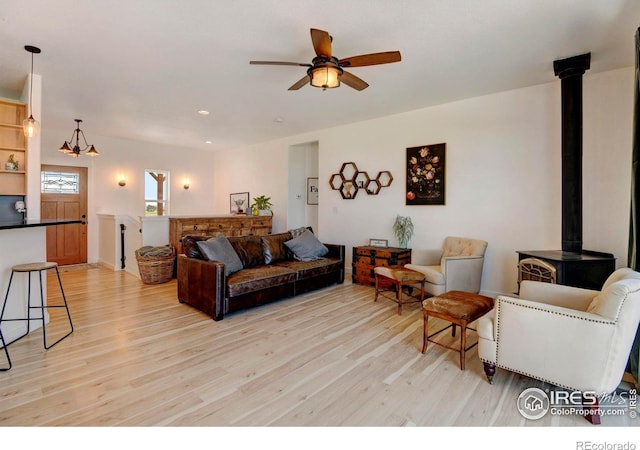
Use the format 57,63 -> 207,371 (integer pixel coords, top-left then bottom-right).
23,45 -> 41,138
59,119 -> 100,157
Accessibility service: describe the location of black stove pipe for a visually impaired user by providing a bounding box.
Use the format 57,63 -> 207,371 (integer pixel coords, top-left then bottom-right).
553,53 -> 591,254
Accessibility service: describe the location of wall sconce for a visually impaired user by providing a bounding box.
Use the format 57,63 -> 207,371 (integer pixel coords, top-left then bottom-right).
183,178 -> 190,190
117,175 -> 126,187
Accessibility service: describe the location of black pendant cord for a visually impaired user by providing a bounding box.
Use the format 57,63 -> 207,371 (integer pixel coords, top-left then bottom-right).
28,51 -> 33,114
24,45 -> 41,118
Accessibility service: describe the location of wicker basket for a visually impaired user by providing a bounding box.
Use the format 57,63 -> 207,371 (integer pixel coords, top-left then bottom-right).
136,247 -> 175,284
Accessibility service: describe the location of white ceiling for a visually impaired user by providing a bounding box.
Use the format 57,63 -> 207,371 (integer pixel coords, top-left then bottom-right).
0,0 -> 638,152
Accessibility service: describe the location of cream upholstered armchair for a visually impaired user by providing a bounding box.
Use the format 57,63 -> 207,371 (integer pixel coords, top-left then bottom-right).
478,268 -> 640,423
404,236 -> 488,297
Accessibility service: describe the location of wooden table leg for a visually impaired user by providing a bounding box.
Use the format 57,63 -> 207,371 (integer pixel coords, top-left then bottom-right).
460,323 -> 467,370
421,312 -> 429,353
374,275 -> 379,302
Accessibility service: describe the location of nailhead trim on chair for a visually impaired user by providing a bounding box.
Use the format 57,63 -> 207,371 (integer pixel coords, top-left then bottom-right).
498,297 -> 618,324
489,294 -> 627,392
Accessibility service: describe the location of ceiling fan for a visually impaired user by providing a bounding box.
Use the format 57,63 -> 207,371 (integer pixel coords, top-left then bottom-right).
250,28 -> 401,91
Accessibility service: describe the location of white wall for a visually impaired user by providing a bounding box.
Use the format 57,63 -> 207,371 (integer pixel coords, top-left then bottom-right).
40,132 -> 217,264
583,69 -> 633,258
212,67 -> 634,297
212,140 -> 290,231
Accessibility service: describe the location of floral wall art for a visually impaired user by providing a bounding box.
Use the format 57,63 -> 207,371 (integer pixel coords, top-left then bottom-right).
406,143 -> 445,205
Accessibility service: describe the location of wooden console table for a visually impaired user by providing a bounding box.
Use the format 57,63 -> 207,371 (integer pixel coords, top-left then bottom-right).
169,215 -> 272,254
352,246 -> 412,286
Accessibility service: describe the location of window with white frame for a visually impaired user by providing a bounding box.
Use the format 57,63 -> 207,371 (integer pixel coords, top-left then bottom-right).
144,169 -> 169,216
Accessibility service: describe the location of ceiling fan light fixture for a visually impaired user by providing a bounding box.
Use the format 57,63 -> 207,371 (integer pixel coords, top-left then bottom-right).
251,28 -> 400,91
309,65 -> 342,90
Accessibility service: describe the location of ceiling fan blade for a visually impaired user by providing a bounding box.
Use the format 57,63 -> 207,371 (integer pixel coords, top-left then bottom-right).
339,51 -> 402,68
288,75 -> 310,91
310,28 -> 332,58
250,61 -> 311,67
340,70 -> 369,91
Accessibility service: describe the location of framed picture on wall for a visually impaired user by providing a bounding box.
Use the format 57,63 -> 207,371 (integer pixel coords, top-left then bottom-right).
230,192 -> 250,215
307,177 -> 319,205
406,143 -> 446,205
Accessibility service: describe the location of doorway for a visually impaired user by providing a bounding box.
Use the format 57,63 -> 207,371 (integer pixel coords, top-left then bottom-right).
41,164 -> 88,265
287,141 -> 319,231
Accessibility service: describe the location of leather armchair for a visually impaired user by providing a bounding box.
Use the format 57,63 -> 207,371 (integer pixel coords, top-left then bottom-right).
404,236 -> 488,297
478,268 -> 640,423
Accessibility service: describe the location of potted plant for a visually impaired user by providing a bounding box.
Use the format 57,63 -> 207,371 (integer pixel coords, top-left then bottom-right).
6,154 -> 18,171
393,215 -> 414,248
250,195 -> 273,216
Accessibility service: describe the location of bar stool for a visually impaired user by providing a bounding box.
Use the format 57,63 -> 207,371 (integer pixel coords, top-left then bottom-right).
0,262 -> 74,367
0,324 -> 10,371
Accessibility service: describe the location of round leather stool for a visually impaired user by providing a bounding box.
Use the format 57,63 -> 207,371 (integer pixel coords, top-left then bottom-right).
0,262 -> 74,369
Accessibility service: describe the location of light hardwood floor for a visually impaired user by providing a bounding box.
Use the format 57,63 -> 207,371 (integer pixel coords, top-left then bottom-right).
0,267 -> 638,429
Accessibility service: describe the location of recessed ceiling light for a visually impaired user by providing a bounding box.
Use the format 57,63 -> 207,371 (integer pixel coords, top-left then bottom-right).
274,116 -> 284,123
205,140 -> 212,144
197,110 -> 210,115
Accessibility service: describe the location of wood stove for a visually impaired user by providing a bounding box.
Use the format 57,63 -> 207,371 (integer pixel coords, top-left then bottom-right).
517,249 -> 614,290
517,53 -> 615,291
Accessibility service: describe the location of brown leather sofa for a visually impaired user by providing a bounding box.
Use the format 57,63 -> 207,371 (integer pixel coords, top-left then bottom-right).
177,231 -> 345,320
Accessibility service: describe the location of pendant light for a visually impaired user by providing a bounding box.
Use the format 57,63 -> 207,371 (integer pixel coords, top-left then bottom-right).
59,119 -> 100,157
23,45 -> 41,138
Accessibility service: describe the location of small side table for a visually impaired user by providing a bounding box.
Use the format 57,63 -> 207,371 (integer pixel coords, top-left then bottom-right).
352,246 -> 411,287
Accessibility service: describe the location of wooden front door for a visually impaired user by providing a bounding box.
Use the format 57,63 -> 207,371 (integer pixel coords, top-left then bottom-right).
41,165 -> 88,265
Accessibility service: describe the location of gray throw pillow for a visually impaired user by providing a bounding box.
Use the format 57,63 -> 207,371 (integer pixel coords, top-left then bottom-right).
288,226 -> 308,238
197,235 -> 243,276
284,230 -> 329,261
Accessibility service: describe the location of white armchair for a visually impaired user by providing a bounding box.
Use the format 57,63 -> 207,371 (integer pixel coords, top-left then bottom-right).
478,268 -> 640,423
404,236 -> 488,297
